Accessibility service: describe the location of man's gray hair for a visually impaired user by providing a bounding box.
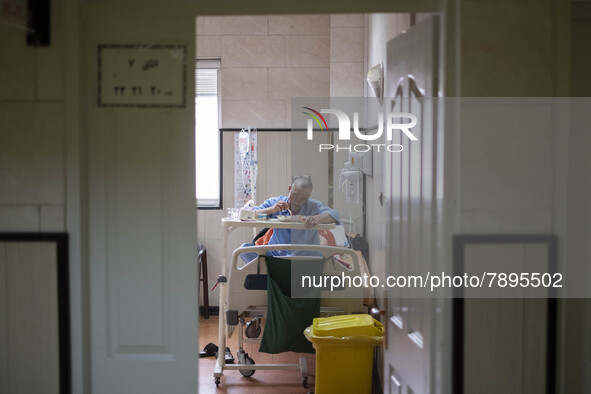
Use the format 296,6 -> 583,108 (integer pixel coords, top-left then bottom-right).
292,176 -> 313,190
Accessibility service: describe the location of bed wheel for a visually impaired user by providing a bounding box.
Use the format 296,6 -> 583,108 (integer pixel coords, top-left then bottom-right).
239,356 -> 255,377
245,318 -> 261,338
214,377 -> 220,387
302,377 -> 308,388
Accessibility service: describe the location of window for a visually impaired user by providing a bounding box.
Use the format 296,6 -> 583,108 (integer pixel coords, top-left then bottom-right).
195,59 -> 222,209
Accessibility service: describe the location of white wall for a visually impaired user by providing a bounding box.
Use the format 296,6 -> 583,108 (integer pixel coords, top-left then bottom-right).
0,11 -> 69,389
0,6 -> 65,232
458,0 -> 555,233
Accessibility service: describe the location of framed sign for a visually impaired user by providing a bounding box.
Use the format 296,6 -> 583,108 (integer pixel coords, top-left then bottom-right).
98,44 -> 187,108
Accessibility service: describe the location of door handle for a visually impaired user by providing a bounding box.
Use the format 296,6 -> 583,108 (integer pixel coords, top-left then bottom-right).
370,307 -> 386,320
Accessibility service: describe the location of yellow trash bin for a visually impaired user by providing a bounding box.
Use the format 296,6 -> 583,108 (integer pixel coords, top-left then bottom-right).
304,314 -> 383,394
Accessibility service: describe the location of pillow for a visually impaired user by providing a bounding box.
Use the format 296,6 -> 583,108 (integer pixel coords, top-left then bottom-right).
330,225 -> 349,247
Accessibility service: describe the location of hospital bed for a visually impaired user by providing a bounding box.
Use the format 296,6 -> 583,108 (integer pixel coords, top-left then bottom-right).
213,218 -> 370,388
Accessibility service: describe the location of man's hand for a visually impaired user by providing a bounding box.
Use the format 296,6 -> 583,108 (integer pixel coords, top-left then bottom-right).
271,200 -> 290,214
303,215 -> 318,229
301,213 -> 336,228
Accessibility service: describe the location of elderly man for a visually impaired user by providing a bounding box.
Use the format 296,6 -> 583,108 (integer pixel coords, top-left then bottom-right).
241,177 -> 340,259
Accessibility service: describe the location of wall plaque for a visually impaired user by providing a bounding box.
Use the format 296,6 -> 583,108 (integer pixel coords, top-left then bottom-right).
98,44 -> 187,108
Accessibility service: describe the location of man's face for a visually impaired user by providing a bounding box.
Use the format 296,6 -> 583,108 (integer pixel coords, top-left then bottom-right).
288,185 -> 311,213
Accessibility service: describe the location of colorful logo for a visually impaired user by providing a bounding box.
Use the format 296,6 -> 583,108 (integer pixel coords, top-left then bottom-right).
302,107 -> 328,130
303,107 -> 418,153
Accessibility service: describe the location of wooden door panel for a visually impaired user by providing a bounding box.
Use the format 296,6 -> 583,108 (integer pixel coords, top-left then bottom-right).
383,16 -> 440,394
86,12 -> 198,394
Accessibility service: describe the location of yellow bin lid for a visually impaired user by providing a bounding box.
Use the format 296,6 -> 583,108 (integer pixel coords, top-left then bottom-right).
312,314 -> 383,338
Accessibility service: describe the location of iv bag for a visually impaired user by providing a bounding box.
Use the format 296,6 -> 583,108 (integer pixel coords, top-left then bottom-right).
340,169 -> 361,204
238,130 -> 249,155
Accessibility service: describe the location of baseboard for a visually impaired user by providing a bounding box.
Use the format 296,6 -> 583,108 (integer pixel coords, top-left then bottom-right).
200,306 -> 220,316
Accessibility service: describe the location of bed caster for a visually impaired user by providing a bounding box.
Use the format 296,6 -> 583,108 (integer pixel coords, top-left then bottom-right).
237,349 -> 256,377
239,356 -> 255,377
302,377 -> 308,388
214,377 -> 220,387
245,318 -> 261,338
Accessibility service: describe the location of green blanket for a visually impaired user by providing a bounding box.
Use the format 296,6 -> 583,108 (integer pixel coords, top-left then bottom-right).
259,256 -> 323,354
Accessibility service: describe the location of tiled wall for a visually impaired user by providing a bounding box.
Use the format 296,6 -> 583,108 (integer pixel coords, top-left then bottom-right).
0,18 -> 66,232
330,14 -> 365,97
329,14 -> 366,237
195,14 -> 365,306
196,14 -> 332,129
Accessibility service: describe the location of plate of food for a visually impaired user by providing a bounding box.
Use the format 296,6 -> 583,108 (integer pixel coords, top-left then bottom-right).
277,214 -> 303,222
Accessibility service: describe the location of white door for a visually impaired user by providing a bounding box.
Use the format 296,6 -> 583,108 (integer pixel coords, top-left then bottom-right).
85,8 -> 198,394
383,16 -> 442,394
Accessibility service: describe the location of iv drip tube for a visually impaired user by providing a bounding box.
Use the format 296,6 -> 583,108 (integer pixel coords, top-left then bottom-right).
238,127 -> 258,205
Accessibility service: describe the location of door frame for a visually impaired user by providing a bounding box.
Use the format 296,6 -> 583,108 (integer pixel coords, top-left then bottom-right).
65,1 -> 457,392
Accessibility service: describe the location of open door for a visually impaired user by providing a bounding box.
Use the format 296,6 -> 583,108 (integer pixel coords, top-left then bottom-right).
383,16 -> 442,394
85,10 -> 198,394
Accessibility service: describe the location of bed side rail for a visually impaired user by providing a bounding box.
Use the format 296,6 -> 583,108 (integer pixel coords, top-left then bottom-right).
230,244 -> 360,272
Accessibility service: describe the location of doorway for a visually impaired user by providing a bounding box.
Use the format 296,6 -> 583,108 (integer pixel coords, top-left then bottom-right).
77,2 -> 451,393
194,11 -> 447,394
